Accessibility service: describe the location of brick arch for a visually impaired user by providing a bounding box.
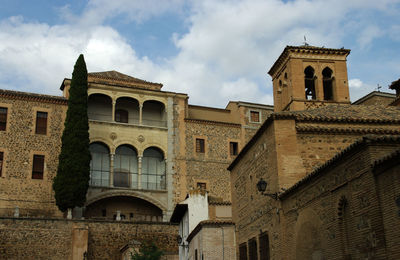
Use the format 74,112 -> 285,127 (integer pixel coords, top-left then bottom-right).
294,208 -> 324,259
85,190 -> 167,212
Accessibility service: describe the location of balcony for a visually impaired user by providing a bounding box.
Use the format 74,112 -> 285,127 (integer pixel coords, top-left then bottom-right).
88,94 -> 167,128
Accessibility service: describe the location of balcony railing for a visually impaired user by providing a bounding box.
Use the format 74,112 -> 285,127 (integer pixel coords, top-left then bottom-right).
90,171 -> 166,191
88,113 -> 166,128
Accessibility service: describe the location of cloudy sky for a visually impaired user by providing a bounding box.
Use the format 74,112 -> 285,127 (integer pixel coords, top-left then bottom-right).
0,0 -> 399,107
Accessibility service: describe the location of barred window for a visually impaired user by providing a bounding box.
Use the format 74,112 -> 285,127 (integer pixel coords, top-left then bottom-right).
196,138 -> 205,153
0,107 -> 7,131
32,154 -> 44,179
197,182 -> 207,190
35,111 -> 48,135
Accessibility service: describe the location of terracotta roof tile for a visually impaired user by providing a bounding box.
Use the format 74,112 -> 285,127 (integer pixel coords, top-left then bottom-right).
88,70 -> 162,86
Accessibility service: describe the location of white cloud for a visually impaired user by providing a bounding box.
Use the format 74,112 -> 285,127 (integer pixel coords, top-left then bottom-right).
349,79 -> 363,89
0,0 -> 399,107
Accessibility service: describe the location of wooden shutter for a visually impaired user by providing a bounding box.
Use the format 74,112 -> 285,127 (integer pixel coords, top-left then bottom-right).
0,152 -> 3,177
32,155 -> 44,179
196,138 -> 205,153
250,111 -> 259,122
259,232 -> 270,260
35,112 -> 48,134
0,107 -> 7,131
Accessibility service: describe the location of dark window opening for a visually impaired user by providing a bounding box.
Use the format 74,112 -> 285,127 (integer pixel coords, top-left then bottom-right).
0,151 -> 3,177
250,111 -> 260,122
196,138 -> 205,153
102,209 -> 107,217
35,111 -> 48,135
239,243 -> 248,260
230,142 -> 239,156
115,109 -> 128,123
0,107 -> 7,131
304,66 -> 316,100
197,182 -> 207,190
195,249 -> 198,260
323,67 -> 334,101
259,232 -> 270,260
248,238 -> 258,260
32,154 -> 44,179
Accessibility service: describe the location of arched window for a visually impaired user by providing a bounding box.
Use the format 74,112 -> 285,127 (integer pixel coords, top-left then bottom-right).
304,66 -> 316,100
114,145 -> 138,188
322,67 -> 334,101
142,147 -> 165,190
115,109 -> 128,123
89,142 -> 110,187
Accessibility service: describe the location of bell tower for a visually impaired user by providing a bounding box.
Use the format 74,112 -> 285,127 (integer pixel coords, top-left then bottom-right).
268,46 -> 351,112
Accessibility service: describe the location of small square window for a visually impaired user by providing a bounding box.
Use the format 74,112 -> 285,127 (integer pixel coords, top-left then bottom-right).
196,138 -> 205,153
32,154 -> 44,179
197,182 -> 207,190
35,111 -> 48,135
230,142 -> 238,156
0,107 -> 7,131
0,151 -> 3,177
250,111 -> 260,123
115,109 -> 128,123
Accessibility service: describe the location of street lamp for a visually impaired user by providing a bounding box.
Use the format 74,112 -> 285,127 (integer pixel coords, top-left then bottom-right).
256,178 -> 279,200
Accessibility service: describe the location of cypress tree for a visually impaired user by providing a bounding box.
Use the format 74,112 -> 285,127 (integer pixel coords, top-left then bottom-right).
53,54 -> 91,214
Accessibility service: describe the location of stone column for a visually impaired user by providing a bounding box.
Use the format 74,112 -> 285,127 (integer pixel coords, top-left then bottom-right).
109,153 -> 114,187
112,100 -> 116,122
139,103 -> 143,125
138,155 -> 142,189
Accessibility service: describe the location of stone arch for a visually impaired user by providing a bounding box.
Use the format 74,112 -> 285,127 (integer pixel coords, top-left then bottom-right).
143,144 -> 166,158
90,137 -> 114,153
85,190 -> 167,213
142,100 -> 167,127
322,67 -> 334,101
304,66 -> 316,100
295,208 -> 325,260
88,93 -> 113,121
114,144 -> 139,188
142,146 -> 166,190
115,96 -> 140,124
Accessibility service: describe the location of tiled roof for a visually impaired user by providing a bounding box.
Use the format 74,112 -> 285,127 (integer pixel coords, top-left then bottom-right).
228,104 -> 400,171
268,45 -> 350,76
372,148 -> 400,170
0,89 -> 67,104
279,135 -> 400,199
88,70 -> 162,86
275,104 -> 400,123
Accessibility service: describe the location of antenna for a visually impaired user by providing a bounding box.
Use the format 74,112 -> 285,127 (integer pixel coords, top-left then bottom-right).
303,36 -> 309,46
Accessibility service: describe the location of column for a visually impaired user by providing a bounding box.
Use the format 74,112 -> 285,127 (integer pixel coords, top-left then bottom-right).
138,155 -> 142,189
139,103 -> 143,125
109,153 -> 114,187
112,100 -> 116,122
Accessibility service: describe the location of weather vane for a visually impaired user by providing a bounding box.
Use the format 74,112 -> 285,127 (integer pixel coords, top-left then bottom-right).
376,84 -> 382,92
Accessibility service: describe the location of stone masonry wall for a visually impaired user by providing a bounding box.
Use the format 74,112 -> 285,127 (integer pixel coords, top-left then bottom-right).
0,94 -> 67,217
0,217 -> 178,260
183,121 -> 241,202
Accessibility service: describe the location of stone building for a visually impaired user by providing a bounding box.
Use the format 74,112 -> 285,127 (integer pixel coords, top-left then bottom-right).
0,69 -> 272,259
228,45 -> 400,259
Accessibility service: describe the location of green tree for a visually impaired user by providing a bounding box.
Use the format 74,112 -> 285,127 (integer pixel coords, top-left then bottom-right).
53,54 -> 91,214
131,242 -> 164,260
